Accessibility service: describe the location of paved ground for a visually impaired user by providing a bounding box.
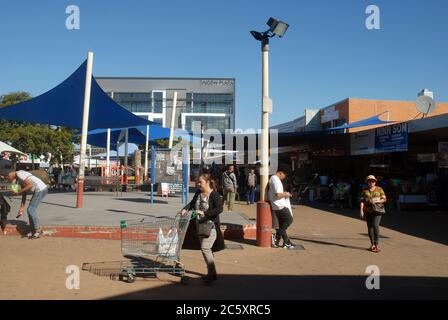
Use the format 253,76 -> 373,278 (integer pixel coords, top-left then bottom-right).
1,198 -> 447,300
2,191 -> 252,227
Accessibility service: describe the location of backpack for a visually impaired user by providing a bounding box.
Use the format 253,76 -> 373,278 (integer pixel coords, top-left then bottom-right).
29,169 -> 52,186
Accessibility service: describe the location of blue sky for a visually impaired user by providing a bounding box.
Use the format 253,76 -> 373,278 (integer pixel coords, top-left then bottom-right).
1,0 -> 447,129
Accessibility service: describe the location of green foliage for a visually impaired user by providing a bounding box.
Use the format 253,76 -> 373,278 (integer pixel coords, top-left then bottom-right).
0,91 -> 32,107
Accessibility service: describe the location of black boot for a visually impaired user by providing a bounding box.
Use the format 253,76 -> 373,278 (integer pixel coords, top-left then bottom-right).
202,273 -> 217,284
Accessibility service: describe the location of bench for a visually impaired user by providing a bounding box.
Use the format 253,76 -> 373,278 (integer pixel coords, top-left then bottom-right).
83,176 -> 122,194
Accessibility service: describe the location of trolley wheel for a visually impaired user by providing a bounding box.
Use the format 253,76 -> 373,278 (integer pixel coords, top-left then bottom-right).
180,276 -> 189,285
126,273 -> 136,283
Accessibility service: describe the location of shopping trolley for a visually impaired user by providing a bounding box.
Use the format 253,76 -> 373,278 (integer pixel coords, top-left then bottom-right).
118,211 -> 193,284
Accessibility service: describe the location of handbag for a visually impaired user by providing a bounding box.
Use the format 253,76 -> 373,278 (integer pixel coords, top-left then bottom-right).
372,202 -> 386,214
196,220 -> 214,237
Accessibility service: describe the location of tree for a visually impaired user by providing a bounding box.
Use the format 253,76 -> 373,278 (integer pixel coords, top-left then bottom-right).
0,91 -> 32,107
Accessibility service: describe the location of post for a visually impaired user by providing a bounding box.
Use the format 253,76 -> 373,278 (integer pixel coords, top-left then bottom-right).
260,38 -> 270,202
124,128 -> 129,187
256,36 -> 274,247
169,91 -> 178,149
150,145 -> 155,205
106,128 -> 111,176
144,125 -> 149,182
183,143 -> 189,205
88,146 -> 92,169
76,51 -> 94,209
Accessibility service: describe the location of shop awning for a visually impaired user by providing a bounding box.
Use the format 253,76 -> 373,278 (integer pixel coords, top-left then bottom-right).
0,141 -> 26,156
0,60 -> 153,130
327,113 -> 394,131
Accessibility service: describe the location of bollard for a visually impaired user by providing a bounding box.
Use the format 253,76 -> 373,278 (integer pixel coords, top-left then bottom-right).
256,201 -> 272,247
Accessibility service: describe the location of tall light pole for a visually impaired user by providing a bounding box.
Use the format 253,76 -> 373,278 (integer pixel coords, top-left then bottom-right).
251,18 -> 289,248
251,17 -> 289,202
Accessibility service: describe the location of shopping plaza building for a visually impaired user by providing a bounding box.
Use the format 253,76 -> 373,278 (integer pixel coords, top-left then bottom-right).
272,93 -> 448,210
96,77 -> 236,133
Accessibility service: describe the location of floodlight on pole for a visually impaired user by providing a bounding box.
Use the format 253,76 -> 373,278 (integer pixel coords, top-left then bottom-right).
251,18 -> 288,248
267,17 -> 289,37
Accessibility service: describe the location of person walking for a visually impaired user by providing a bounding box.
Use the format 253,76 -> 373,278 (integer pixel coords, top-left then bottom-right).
246,169 -> 257,205
222,165 -> 237,211
0,193 -> 11,235
268,166 -> 295,249
181,173 -> 225,284
6,170 -> 48,239
360,175 -> 387,253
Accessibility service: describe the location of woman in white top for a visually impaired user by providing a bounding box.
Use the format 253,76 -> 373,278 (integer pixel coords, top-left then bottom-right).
6,170 -> 48,239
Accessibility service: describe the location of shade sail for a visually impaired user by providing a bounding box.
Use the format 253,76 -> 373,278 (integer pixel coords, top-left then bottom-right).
327,114 -> 393,131
86,126 -> 198,149
0,60 -> 153,130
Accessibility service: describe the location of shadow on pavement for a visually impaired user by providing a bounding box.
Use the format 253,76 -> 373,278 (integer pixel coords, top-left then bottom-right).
103,274 -> 448,300
106,209 -> 157,218
115,198 -> 169,205
307,204 -> 448,246
41,201 -> 76,209
290,237 -> 367,251
6,220 -> 31,237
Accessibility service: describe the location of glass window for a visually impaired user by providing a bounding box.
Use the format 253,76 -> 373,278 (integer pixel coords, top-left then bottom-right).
153,92 -> 164,114
185,116 -> 230,133
186,93 -> 193,113
113,93 -> 151,113
185,93 -> 233,114
153,118 -> 163,125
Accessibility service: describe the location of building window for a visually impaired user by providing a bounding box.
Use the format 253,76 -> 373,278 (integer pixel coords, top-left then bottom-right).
185,93 -> 233,114
153,91 -> 164,114
113,93 -> 151,113
185,116 -> 230,133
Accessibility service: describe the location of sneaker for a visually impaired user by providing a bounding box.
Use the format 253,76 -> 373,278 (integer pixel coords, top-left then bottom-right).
29,228 -> 43,239
271,234 -> 280,248
283,242 -> 296,249
30,232 -> 42,239
202,274 -> 217,284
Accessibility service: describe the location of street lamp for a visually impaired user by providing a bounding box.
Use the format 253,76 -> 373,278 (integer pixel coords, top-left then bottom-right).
251,18 -> 288,248
250,17 -> 289,203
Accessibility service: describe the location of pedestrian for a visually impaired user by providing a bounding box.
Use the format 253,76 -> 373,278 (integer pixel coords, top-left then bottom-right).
268,166 -> 295,249
221,164 -> 237,211
0,193 -> 11,235
360,175 -> 387,253
6,170 -> 48,239
181,173 -> 225,284
246,168 -> 257,205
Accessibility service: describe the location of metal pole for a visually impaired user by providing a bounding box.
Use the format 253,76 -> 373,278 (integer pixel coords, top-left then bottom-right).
168,91 -> 178,149
106,91 -> 114,177
88,146 -> 91,169
106,128 -> 111,176
184,143 -> 189,206
144,125 -> 149,182
260,38 -> 270,202
76,51 -> 94,209
150,145 -> 155,205
124,128 -> 129,187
